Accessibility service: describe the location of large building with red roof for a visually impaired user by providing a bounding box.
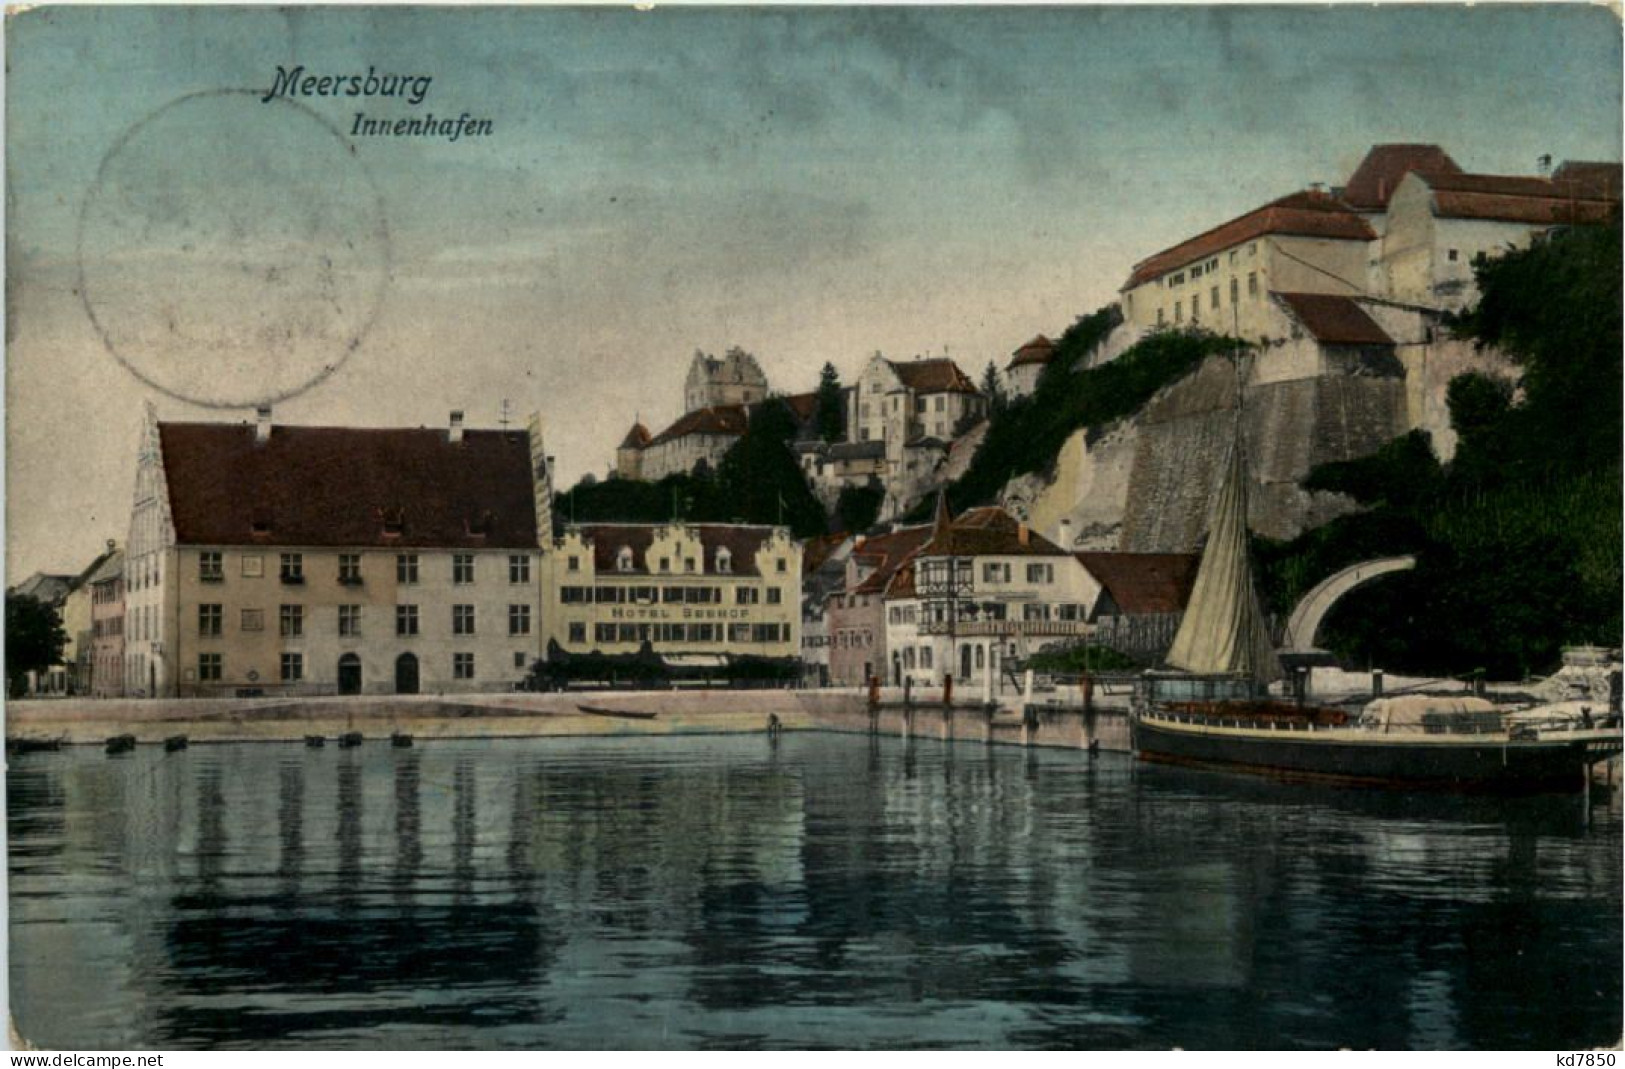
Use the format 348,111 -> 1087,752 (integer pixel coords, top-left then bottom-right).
124,405 -> 554,697
1118,144 -> 1620,341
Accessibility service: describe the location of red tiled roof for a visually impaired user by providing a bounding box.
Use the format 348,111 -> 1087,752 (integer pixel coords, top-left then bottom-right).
619,422 -> 651,450
1274,292 -> 1394,346
1341,144 -> 1461,210
159,422 -> 538,549
1007,335 -> 1055,369
573,523 -> 781,577
648,405 -> 749,447
781,392 -> 820,423
889,358 -> 979,395
850,526 -> 932,595
1414,170 -> 1621,226
1122,190 -> 1375,291
1075,552 -> 1200,615
916,506 -> 1068,559
802,532 -> 850,575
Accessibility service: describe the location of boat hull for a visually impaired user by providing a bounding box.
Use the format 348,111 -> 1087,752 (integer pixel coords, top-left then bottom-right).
1132,713 -> 1622,792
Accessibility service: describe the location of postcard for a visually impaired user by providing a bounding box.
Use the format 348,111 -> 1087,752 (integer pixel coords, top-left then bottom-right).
5,3 -> 1621,1052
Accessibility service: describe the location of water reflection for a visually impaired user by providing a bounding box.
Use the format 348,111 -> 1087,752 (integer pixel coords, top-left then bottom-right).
8,735 -> 1620,1050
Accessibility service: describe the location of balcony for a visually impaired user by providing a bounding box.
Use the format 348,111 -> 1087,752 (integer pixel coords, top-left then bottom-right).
918,619 -> 1091,638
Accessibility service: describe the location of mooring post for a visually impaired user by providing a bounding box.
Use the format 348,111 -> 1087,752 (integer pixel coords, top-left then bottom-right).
982,660 -> 993,707
903,676 -> 913,708
1372,668 -> 1384,698
1081,672 -> 1093,716
944,673 -> 954,708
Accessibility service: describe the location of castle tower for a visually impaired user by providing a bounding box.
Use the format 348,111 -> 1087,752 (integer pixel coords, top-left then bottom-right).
684,346 -> 769,413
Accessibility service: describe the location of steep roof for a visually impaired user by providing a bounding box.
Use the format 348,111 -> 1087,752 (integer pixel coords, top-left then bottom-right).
647,404 -> 749,447
1412,170 -> 1621,226
86,549 -> 125,586
1341,144 -> 1461,210
1074,552 -> 1200,615
573,523 -> 783,577
888,357 -> 979,395
781,391 -> 820,423
1123,190 -> 1375,291
619,422 -> 651,450
916,505 -> 1068,559
158,422 -> 539,549
1274,292 -> 1394,346
1552,160 -> 1623,200
1007,335 -> 1056,370
11,573 -> 74,604
849,525 -> 933,596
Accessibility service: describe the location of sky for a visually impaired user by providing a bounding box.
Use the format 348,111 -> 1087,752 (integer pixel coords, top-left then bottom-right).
5,3 -> 1621,581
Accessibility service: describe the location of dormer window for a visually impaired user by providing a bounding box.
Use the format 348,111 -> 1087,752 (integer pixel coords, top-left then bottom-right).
616,547 -> 635,573
716,548 -> 732,574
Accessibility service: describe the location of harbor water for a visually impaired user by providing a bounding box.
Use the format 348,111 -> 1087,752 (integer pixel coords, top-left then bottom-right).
8,733 -> 1621,1049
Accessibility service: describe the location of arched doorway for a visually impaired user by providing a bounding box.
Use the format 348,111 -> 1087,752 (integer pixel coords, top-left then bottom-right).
338,653 -> 362,696
395,653 -> 419,695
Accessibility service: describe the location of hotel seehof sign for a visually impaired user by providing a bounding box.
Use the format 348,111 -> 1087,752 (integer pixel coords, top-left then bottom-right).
605,606 -> 757,622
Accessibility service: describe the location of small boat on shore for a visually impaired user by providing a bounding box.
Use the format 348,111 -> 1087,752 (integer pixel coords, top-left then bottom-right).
338,732 -> 364,748
304,735 -> 326,748
104,734 -> 137,755
576,704 -> 658,721
390,732 -> 414,748
7,737 -> 63,755
163,735 -> 189,752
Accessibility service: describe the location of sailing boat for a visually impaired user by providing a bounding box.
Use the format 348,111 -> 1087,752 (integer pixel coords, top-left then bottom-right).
1129,391 -> 1622,792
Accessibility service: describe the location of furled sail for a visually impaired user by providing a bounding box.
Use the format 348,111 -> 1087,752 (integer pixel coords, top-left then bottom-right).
1165,431 -> 1282,684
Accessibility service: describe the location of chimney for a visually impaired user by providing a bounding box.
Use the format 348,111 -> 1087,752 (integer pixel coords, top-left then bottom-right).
1537,153 -> 1553,177
105,538 -> 116,553
1057,517 -> 1073,548
449,410 -> 465,444
1018,523 -> 1030,547
254,405 -> 272,444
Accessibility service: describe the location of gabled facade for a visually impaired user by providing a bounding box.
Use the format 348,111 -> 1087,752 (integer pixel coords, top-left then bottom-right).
88,546 -> 126,698
684,347 -> 769,413
883,503 -> 1100,689
541,522 -> 799,661
825,525 -> 931,687
128,406 -> 548,697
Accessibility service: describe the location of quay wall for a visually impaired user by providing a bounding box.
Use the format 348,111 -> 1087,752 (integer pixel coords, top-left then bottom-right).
6,688 -> 1132,753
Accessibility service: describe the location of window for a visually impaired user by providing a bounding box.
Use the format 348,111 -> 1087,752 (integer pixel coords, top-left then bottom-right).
514,651 -> 528,669
241,555 -> 263,578
453,604 -> 476,635
1023,603 -> 1050,622
198,653 -> 222,682
241,609 -> 264,632
594,585 -> 627,604
766,587 -> 782,605
338,605 -> 361,637
658,557 -> 670,573
278,604 -> 303,637
776,558 -> 787,574
1447,248 -> 1460,263
615,547 -> 635,573
561,586 -> 592,604
684,558 -> 696,573
1211,286 -> 1220,310
338,554 -> 362,585
281,652 -> 303,682
396,605 -> 419,636
1248,242 -> 1257,256
595,623 -> 616,643
1174,300 -> 1183,323
453,554 -> 475,584
729,623 -> 752,643
1026,563 -> 1054,584
198,604 -> 223,636
509,555 -> 531,583
737,587 -> 759,605
397,554 -> 419,584
1248,272 -> 1258,296
199,552 -> 223,582
716,548 -> 732,574
453,653 -> 474,680
982,562 -> 1010,583
618,624 -> 639,643
920,646 -> 933,669
280,553 -> 304,583
568,622 -> 587,644
1230,278 -> 1239,305
509,605 -> 531,636
934,396 -> 945,412
567,555 -> 581,573
752,623 -> 781,643
1156,308 -> 1165,327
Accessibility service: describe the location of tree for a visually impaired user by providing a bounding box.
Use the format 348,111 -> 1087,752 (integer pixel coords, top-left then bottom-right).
981,361 -> 1007,417
835,483 -> 885,534
715,398 -> 828,538
815,362 -> 845,443
7,593 -> 65,698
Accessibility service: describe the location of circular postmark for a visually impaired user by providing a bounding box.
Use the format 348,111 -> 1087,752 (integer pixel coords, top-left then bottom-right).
77,89 -> 391,408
